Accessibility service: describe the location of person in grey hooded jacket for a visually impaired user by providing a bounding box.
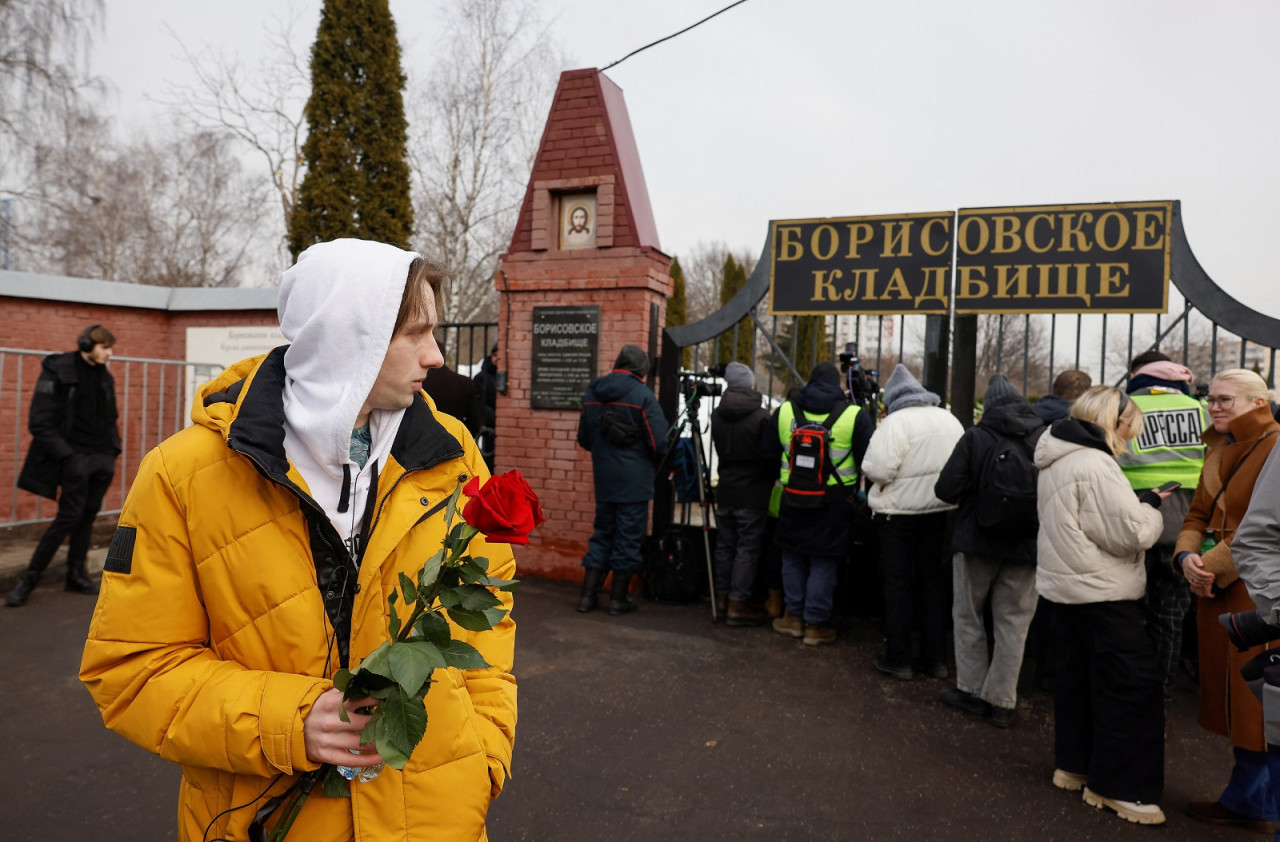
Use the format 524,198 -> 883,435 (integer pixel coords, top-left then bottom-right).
576,345 -> 669,615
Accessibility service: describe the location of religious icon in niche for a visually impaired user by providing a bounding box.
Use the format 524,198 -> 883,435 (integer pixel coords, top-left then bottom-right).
560,194 -> 597,250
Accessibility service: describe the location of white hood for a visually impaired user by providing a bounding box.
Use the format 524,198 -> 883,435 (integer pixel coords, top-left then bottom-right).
277,239 -> 420,547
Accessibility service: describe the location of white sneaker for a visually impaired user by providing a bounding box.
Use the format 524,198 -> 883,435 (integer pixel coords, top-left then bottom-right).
1082,787 -> 1167,825
1052,769 -> 1086,792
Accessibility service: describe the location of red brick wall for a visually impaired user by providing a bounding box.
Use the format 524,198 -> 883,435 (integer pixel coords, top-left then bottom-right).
510,69 -> 649,254
494,248 -> 671,581
0,295 -> 277,525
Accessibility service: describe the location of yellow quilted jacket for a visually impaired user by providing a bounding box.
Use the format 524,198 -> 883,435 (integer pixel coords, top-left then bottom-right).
80,350 -> 517,841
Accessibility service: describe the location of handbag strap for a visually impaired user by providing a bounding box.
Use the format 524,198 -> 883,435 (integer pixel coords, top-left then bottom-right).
1208,429 -> 1278,524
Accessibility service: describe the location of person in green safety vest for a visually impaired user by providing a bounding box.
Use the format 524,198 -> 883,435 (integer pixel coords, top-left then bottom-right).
762,362 -> 873,646
1115,350 -> 1206,707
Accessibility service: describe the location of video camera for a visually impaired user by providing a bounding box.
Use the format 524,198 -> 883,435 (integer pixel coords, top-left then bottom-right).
838,342 -> 879,410
679,367 -> 724,401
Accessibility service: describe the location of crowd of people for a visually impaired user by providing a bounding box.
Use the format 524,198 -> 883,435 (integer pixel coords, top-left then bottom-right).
573,343 -> 1280,832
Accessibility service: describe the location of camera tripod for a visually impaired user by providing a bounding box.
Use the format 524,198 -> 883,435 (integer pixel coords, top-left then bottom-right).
655,379 -> 719,621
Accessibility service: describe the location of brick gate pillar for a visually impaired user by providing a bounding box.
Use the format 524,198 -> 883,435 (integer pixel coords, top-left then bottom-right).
493,69 -> 671,582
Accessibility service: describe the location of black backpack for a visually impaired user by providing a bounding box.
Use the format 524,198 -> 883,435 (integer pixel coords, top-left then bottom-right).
644,527 -> 701,603
597,404 -> 641,447
784,401 -> 848,509
974,427 -> 1042,535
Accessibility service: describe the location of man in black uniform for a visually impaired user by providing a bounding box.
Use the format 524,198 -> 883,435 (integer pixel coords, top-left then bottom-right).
7,324 -> 121,606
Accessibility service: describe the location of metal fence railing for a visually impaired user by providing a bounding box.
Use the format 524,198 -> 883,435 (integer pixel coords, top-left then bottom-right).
1,348 -> 222,528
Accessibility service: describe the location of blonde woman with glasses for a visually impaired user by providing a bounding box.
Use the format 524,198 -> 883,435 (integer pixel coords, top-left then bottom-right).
1034,385 -> 1171,825
1174,369 -> 1280,834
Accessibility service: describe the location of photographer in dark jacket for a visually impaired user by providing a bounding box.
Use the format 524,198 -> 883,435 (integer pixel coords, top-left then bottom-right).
8,325 -> 121,606
576,345 -> 669,616
709,362 -> 772,627
934,374 -> 1045,726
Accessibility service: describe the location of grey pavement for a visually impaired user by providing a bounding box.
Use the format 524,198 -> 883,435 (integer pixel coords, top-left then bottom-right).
0,537 -> 1249,841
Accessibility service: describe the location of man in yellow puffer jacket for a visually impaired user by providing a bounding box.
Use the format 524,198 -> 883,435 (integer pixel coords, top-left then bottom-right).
80,240 -> 517,842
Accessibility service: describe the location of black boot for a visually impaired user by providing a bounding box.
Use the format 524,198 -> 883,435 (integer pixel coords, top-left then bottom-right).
577,568 -> 606,613
65,559 -> 100,595
6,572 -> 39,607
607,573 -> 638,616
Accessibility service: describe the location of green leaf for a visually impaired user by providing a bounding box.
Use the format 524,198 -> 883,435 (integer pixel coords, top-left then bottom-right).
417,612 -> 451,646
439,584 -> 501,612
355,642 -> 394,680
443,480 -> 464,528
446,605 -> 509,632
333,668 -> 352,693
369,684 -> 399,701
478,574 -> 519,592
322,766 -> 351,798
457,558 -> 488,585
419,548 -> 446,594
447,522 -> 480,553
438,639 -> 491,671
388,600 -> 401,640
398,571 -> 418,604
481,606 -> 509,627
375,690 -> 428,771
344,643 -> 397,701
387,640 -> 443,695
470,556 -> 490,573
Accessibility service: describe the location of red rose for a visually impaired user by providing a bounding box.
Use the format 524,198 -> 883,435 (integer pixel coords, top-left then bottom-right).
461,470 -> 546,545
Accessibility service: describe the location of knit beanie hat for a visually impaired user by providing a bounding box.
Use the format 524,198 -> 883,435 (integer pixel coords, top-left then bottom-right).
809,361 -> 841,387
983,374 -> 1022,409
724,362 -> 755,390
882,364 -> 940,413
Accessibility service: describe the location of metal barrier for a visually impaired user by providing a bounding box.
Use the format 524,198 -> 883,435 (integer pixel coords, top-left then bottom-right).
437,322 -> 499,376
1,348 -> 222,528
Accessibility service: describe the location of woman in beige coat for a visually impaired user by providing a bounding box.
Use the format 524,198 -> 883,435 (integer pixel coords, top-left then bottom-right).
1175,369 -> 1280,834
1035,386 -> 1169,825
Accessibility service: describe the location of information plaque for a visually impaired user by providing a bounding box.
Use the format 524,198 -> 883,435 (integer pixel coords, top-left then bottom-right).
530,305 -> 600,409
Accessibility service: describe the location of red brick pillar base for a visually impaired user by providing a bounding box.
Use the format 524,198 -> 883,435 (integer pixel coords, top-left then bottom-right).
494,249 -> 670,581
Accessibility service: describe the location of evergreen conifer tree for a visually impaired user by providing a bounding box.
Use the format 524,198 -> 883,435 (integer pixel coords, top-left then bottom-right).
715,255 -> 754,367
667,257 -> 691,368
768,315 -> 829,387
287,0 -> 413,257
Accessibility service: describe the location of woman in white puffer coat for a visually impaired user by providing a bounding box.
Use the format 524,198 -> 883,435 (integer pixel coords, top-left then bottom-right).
863,364 -> 963,680
1034,385 -> 1170,826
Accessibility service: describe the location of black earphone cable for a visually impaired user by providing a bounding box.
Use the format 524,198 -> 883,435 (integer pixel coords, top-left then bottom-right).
201,772 -> 283,842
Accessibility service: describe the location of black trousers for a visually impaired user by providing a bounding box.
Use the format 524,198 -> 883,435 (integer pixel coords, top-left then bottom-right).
26,451 -> 116,576
1051,600 -> 1164,803
877,511 -> 951,667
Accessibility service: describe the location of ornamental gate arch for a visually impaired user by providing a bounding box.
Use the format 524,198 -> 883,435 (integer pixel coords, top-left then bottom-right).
660,199 -> 1280,422
657,200 -> 1280,525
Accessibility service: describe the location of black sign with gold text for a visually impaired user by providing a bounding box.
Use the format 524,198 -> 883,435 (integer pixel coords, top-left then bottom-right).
954,202 -> 1171,314
766,201 -> 1173,315
769,212 -> 954,316
530,305 -> 600,410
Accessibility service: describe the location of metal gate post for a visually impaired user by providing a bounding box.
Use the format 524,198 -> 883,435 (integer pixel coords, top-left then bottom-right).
922,314 -> 950,406
951,314 -> 978,428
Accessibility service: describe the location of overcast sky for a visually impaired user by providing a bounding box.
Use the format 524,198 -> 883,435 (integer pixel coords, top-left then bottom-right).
92,0 -> 1280,323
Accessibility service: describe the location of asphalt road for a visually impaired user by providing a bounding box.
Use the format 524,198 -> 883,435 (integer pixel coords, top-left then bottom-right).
1,577 -> 1249,841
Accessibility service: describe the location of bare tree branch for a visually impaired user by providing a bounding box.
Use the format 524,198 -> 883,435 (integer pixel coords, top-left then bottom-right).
409,0 -> 562,326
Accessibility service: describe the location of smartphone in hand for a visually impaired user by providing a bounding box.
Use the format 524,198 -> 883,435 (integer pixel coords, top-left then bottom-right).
1156,480 -> 1182,493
